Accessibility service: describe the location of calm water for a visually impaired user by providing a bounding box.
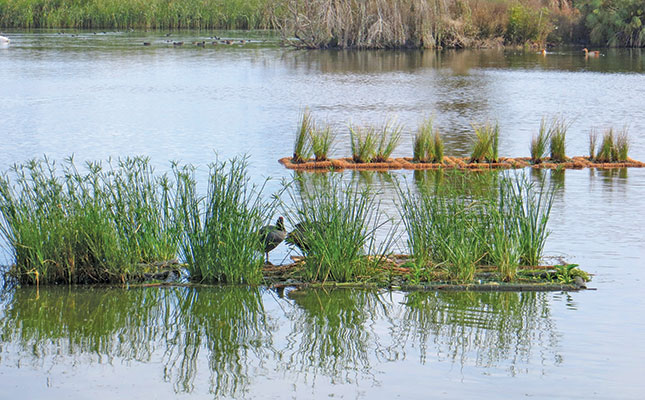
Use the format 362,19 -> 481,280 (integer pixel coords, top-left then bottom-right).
1,31 -> 645,399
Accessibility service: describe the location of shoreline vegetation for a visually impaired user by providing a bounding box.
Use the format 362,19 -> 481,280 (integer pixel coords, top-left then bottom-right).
1,0 -> 644,48
0,155 -> 592,291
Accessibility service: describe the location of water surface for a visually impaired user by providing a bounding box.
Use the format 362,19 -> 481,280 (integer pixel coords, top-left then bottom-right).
1,31 -> 644,399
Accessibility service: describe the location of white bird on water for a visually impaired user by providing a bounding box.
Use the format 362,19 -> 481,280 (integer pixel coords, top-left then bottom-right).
0,35 -> 10,44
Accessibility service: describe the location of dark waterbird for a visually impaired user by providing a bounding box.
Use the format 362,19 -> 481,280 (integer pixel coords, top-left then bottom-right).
285,221 -> 320,253
259,217 -> 287,263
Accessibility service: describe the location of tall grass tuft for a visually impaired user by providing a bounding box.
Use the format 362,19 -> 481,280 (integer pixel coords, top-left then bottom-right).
549,118 -> 569,163
595,128 -> 630,162
615,129 -> 630,162
283,175 -> 391,282
0,156 -> 179,284
349,125 -> 377,163
433,131 -> 445,163
589,129 -> 598,160
374,120 -> 402,162
174,157 -> 271,284
310,123 -> 335,162
293,108 -> 313,163
397,171 -> 556,282
413,118 -> 443,163
470,122 -> 499,163
530,118 -> 550,164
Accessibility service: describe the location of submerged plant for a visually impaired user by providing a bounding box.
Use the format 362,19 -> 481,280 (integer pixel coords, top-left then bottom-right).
470,122 -> 499,163
293,108 -> 313,163
530,118 -> 550,164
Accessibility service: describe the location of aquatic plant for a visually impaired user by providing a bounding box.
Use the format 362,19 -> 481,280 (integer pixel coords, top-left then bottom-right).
349,125 -> 377,163
283,175 -> 392,282
549,118 -> 568,163
293,108 -> 313,163
310,123 -> 335,162
413,118 -> 443,163
0,0 -> 275,30
470,122 -> 499,163
588,129 -> 598,160
615,129 -> 630,162
0,156 -> 179,284
397,171 -> 556,282
174,157 -> 271,284
530,118 -> 550,164
596,128 -> 615,162
594,128 -> 630,163
374,120 -> 402,162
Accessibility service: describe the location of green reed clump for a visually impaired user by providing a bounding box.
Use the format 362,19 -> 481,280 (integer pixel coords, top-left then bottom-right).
594,128 -> 631,162
374,120 -> 402,162
615,129 -> 630,162
413,118 -> 444,163
293,108 -> 313,163
283,176 -> 391,282
596,129 -> 614,162
549,118 -> 569,162
349,125 -> 377,163
397,177 -> 485,282
530,118 -> 550,164
350,120 -> 401,163
470,122 -> 499,163
0,156 -> 179,284
589,129 -> 599,160
397,171 -> 556,282
174,157 -> 270,284
310,123 -> 335,161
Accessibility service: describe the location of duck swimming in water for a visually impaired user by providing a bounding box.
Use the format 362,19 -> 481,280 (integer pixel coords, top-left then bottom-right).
0,35 -> 10,44
583,48 -> 600,57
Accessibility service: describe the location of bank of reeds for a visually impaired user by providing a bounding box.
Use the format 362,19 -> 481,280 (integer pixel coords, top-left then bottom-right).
413,118 -> 444,163
0,0 -> 275,30
470,122 -> 499,163
173,157 -> 271,284
0,156 -> 179,284
283,176 -> 392,282
397,171 -> 556,282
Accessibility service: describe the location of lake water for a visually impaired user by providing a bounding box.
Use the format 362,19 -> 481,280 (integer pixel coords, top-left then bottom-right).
1,31 -> 644,399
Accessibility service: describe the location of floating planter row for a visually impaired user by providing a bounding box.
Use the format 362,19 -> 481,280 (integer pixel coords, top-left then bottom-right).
280,156 -> 645,171
285,111 -> 642,171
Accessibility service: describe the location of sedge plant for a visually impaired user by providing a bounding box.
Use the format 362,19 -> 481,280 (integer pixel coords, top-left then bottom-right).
549,118 -> 569,163
174,157 -> 272,284
293,108 -> 313,163
283,175 -> 392,282
470,122 -> 499,163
